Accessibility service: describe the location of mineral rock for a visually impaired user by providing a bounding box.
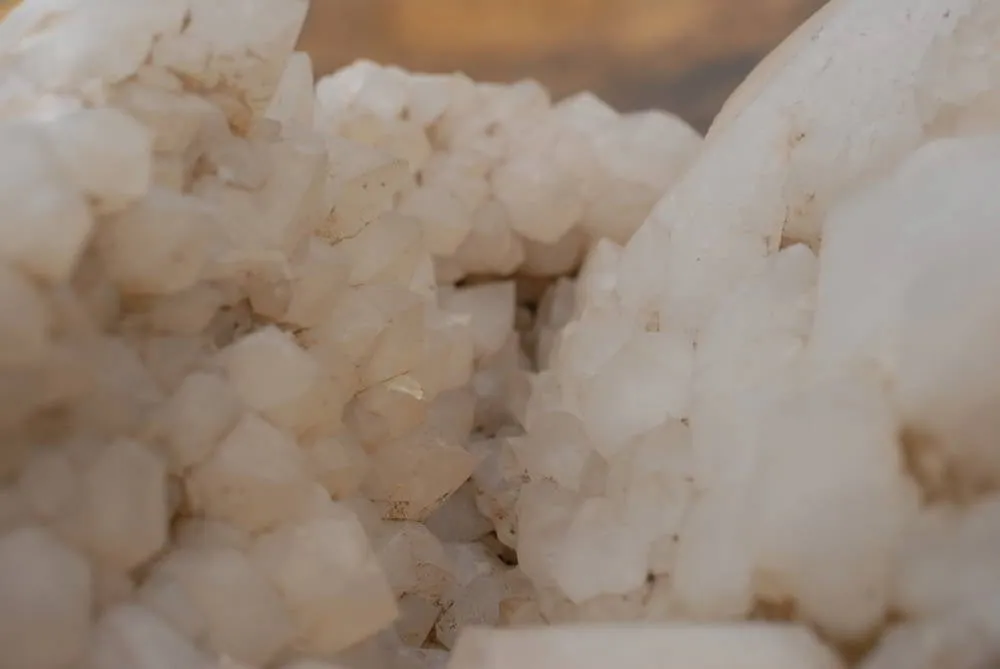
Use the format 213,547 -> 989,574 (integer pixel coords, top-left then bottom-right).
85,604 -> 210,669
251,509 -> 397,654
80,439 -> 169,571
0,527 -> 92,669
447,625 -> 844,669
187,412 -> 312,532
0,0 -> 997,666
142,546 -> 294,665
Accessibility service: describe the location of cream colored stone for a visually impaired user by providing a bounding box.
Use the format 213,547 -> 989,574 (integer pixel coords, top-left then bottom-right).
187,412 -> 312,532
251,507 -> 398,654
301,433 -> 370,499
145,546 -> 294,666
224,326 -> 319,413
0,527 -> 92,669
80,439 -> 169,571
153,371 -> 242,473
441,282 -> 516,359
0,264 -> 51,366
447,625 -> 844,669
86,604 -> 209,669
617,0 -> 1000,332
0,126 -> 93,282
98,188 -> 214,295
41,107 -> 153,214
322,137 -> 413,241
267,52 -> 316,129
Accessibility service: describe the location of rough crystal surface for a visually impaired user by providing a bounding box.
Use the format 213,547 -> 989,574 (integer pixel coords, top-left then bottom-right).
0,0 -> 997,667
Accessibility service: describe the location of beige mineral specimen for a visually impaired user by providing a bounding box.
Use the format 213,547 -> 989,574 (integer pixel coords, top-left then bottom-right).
504,0 -> 1000,651
79,439 -> 169,571
315,59 -> 700,281
0,263 -> 51,365
0,127 -> 94,282
153,371 -> 242,473
447,625 -> 844,669
187,412 -> 313,532
251,510 -> 397,654
141,546 -> 294,666
85,604 -> 210,669
617,0 -> 1000,333
0,527 -> 92,669
0,0 -> 998,666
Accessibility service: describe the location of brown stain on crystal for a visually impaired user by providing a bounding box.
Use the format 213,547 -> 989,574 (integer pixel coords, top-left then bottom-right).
298,0 -> 830,132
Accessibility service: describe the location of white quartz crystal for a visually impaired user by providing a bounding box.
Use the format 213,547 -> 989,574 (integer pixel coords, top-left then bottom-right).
441,282 -> 516,360
250,508 -> 397,654
498,0 -> 1000,666
0,0 -> 997,666
142,546 -> 294,666
0,263 -> 51,366
0,527 -> 92,669
447,625 -> 843,669
0,127 -> 94,282
223,326 -> 319,413
85,604 -> 210,669
187,412 -> 312,532
153,371 -> 242,473
80,439 -> 169,571
98,189 -> 214,295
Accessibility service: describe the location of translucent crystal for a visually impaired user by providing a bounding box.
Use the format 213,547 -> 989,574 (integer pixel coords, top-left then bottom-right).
80,439 -> 169,571
0,264 -> 51,366
0,126 -> 93,282
143,546 -> 294,665
250,507 -> 397,654
448,624 -> 844,669
224,327 -> 319,413
98,189 -> 214,295
187,412 -> 312,532
86,604 -> 209,669
0,527 -> 92,669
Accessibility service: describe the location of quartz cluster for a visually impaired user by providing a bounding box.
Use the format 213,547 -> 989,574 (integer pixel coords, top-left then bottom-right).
0,0 -> 998,668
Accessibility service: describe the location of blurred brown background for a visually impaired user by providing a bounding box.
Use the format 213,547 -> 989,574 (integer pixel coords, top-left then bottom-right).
0,0 -> 830,132
298,0 -> 828,132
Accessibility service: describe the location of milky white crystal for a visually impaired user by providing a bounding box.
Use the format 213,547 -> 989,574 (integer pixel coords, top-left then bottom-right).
448,625 -> 844,669
0,0 -> 997,666
187,412 -> 312,532
0,527 -> 92,669
251,509 -> 397,654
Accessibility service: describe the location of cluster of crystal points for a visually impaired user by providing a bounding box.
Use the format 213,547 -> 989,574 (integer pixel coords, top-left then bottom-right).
0,0 -> 998,667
